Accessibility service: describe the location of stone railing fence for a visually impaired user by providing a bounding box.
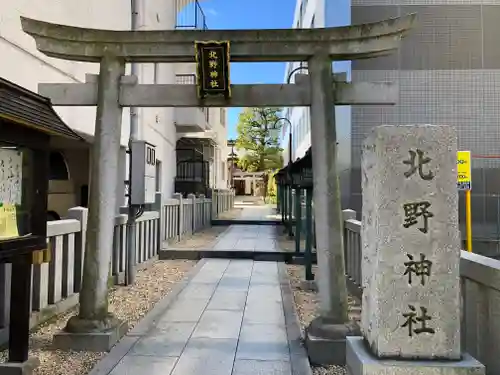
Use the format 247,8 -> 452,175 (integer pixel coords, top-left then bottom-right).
212,188 -> 234,218
0,189 -> 234,344
342,208 -> 500,375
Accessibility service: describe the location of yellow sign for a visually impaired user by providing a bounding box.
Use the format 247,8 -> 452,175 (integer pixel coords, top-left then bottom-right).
0,204 -> 19,239
457,151 -> 471,191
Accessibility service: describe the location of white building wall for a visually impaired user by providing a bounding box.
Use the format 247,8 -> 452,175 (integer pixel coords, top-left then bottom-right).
282,0 -> 325,163
0,0 -> 132,147
0,0 -> 185,204
213,107 -> 229,189
174,63 -> 230,189
136,0 -> 177,198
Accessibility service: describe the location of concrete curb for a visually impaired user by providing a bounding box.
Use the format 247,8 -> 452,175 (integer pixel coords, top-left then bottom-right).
159,249 -> 318,264
278,262 -> 313,375
87,259 -> 208,375
211,219 -> 282,226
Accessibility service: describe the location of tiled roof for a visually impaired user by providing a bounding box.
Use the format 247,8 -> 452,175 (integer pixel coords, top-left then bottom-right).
0,77 -> 84,141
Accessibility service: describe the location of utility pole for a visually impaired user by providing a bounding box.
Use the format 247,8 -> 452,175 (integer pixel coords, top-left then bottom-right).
125,0 -> 140,286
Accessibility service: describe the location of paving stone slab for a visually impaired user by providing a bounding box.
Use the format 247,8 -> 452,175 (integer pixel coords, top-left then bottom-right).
158,298 -> 209,322
247,285 -> 283,303
207,290 -> 248,311
129,322 -> 196,357
224,261 -> 254,277
170,338 -> 238,375
232,359 -> 292,375
175,282 -> 217,301
235,239 -> 257,251
243,300 -> 285,325
191,310 -> 244,339
217,275 -> 251,291
236,324 -> 290,361
109,355 -> 178,375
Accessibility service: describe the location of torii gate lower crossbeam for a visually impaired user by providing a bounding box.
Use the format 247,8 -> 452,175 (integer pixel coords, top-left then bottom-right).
38,76 -> 398,107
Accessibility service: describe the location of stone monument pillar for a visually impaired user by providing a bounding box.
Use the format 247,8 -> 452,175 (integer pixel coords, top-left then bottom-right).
346,124 -> 484,375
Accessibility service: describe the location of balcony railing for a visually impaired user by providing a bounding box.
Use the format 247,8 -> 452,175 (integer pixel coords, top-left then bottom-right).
175,159 -> 210,197
175,0 -> 208,30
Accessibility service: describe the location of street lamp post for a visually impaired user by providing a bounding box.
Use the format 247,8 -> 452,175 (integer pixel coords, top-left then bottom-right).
271,117 -> 294,238
227,139 -> 236,189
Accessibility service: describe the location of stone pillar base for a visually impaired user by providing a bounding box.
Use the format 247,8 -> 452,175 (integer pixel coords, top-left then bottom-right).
0,357 -> 39,375
53,318 -> 128,352
305,316 -> 360,365
346,337 -> 485,375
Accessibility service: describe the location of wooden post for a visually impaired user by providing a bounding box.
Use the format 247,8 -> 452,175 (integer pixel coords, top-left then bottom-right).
295,188 -> 302,254
8,254 -> 32,362
304,188 -> 314,281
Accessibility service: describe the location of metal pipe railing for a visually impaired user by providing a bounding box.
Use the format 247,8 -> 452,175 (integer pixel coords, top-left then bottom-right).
175,0 -> 208,30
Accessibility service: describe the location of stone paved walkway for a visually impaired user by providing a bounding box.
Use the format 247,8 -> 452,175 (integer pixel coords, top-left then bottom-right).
90,257 -> 310,375
234,204 -> 280,221
212,225 -> 283,252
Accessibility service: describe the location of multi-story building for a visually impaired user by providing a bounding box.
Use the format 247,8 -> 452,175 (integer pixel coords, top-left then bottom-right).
282,0 -> 352,206
0,0 -> 228,219
285,0 -> 500,252
350,0 -> 500,247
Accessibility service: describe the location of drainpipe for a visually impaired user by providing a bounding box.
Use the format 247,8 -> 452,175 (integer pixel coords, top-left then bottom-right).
125,0 -> 140,285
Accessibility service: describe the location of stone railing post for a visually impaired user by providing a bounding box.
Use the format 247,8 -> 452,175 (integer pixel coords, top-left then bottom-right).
212,189 -> 218,218
342,209 -> 357,270
66,207 -> 89,293
199,194 -> 206,228
342,209 -> 356,225
154,192 -> 163,253
173,193 -> 183,241
187,194 -> 196,233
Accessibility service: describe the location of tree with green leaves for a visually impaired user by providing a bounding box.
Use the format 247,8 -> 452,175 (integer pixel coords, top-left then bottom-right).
235,107 -> 284,201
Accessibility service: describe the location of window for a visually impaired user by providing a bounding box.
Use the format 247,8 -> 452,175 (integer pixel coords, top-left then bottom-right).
49,152 -> 69,180
175,74 -> 195,85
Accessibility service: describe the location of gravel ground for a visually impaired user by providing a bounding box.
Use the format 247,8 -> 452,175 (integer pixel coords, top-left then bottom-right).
286,264 -> 362,375
0,259 -> 195,375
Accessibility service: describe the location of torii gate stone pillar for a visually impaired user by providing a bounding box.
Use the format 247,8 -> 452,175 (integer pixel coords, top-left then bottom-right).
20,14 -> 415,361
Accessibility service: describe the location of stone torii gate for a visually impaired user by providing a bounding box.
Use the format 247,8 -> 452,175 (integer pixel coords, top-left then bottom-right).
20,14 -> 415,362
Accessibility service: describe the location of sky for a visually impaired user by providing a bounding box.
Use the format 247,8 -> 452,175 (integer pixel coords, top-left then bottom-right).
199,0 -> 297,139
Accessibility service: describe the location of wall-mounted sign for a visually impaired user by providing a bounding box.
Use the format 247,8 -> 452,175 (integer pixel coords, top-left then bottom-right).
457,150 -> 471,191
0,148 -> 22,206
195,41 -> 231,99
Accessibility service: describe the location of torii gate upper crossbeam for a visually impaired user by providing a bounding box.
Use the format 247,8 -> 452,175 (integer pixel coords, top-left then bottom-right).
20,14 -> 416,63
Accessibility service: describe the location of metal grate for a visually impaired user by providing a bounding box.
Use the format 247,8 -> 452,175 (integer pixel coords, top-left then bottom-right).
175,74 -> 195,85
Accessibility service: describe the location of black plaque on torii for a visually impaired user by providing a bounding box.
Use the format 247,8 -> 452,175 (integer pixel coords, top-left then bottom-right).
195,41 -> 231,100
